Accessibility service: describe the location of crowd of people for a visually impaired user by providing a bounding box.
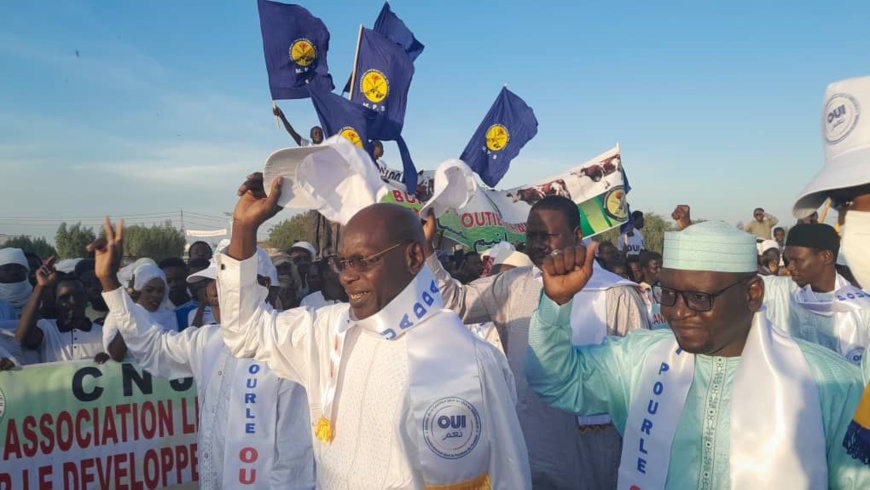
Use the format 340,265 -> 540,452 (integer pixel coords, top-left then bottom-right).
1,76 -> 870,489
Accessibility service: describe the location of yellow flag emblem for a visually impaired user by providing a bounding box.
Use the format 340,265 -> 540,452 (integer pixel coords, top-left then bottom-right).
361,69 -> 389,103
289,39 -> 316,67
339,127 -> 364,148
485,124 -> 509,152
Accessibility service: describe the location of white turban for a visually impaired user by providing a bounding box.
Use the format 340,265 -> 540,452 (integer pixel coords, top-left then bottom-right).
0,248 -> 28,270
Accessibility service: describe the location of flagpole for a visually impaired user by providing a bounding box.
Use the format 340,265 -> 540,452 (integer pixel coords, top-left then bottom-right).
818,197 -> 832,223
272,101 -> 280,129
348,25 -> 364,101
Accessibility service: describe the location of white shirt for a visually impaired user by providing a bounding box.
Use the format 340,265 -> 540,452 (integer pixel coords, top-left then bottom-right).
102,288 -> 316,490
37,318 -> 103,363
618,230 -> 645,256
216,252 -> 529,489
103,303 -> 178,357
299,291 -> 338,310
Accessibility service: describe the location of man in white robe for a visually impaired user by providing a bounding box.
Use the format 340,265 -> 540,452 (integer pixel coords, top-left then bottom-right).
214,171 -> 530,489
89,219 -> 316,489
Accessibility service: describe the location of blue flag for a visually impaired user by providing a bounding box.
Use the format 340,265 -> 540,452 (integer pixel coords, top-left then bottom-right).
459,87 -> 538,187
341,2 -> 423,93
308,87 -> 376,156
351,28 -> 414,138
373,2 -> 425,62
350,28 -> 418,192
258,0 -> 334,100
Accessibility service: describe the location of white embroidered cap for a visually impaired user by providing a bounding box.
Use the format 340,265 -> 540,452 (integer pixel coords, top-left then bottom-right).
794,76 -> 870,218
663,221 -> 758,273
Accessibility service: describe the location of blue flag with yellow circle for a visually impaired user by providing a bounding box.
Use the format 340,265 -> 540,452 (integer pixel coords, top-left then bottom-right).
351,28 -> 415,139
258,0 -> 334,100
309,87 -> 376,156
460,87 -> 538,187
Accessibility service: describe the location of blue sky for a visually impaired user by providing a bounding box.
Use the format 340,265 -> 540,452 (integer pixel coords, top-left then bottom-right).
2,0 -> 869,243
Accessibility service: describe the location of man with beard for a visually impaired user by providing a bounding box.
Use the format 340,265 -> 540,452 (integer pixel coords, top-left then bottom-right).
526,221 -> 867,487
423,195 -> 648,489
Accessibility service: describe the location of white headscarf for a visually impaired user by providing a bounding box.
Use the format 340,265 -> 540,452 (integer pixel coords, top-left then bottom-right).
118,258 -> 157,290
0,248 -> 32,312
132,263 -> 178,331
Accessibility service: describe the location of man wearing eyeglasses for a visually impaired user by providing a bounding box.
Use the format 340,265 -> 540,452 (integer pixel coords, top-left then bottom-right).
525,220 -> 867,488
423,195 -> 649,489
211,172 -> 531,489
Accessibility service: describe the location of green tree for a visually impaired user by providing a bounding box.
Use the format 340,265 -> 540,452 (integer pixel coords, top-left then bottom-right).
55,222 -> 96,259
593,212 -> 677,254
268,212 -> 317,250
123,221 -> 186,262
1,236 -> 57,259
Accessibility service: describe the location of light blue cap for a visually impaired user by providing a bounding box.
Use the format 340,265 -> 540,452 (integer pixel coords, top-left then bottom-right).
663,221 -> 758,273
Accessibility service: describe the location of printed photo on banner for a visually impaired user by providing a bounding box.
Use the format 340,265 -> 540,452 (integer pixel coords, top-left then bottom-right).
379,145 -> 629,252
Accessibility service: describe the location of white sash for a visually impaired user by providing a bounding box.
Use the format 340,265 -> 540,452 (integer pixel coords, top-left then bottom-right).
322,266 -> 491,487
618,311 -> 827,489
794,274 -> 870,364
223,359 -> 282,489
566,263 -> 636,426
618,339 -> 693,489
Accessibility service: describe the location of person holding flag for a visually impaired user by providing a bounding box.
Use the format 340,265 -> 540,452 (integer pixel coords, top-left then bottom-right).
349,27 -> 417,192
308,86 -> 376,156
460,86 -> 538,187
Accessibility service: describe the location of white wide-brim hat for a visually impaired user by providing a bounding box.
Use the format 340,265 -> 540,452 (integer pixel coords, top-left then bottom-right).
794,76 -> 870,218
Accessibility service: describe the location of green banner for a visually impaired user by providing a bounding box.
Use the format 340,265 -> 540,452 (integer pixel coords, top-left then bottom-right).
0,361 -> 199,489
380,146 -> 629,252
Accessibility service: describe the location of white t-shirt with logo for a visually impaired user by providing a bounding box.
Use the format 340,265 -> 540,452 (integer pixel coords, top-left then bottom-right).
618,230 -> 646,257
37,318 -> 104,363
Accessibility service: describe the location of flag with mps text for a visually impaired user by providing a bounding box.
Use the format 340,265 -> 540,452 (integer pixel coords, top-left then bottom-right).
351,27 -> 415,139
258,0 -> 334,100
460,87 -> 538,187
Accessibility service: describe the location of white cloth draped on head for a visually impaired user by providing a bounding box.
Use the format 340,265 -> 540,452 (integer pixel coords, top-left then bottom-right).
0,248 -> 29,270
117,258 -> 157,290
0,248 -> 32,311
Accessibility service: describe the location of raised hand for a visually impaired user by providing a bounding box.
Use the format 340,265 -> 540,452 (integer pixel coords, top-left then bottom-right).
86,217 -> 124,291
421,210 -> 437,255
272,106 -> 284,118
541,244 -> 597,305
671,205 -> 692,230
233,172 -> 284,229
35,257 -> 57,288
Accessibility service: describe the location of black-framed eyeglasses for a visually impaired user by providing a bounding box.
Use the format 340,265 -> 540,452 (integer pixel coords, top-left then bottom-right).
327,240 -> 412,273
657,279 -> 747,312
